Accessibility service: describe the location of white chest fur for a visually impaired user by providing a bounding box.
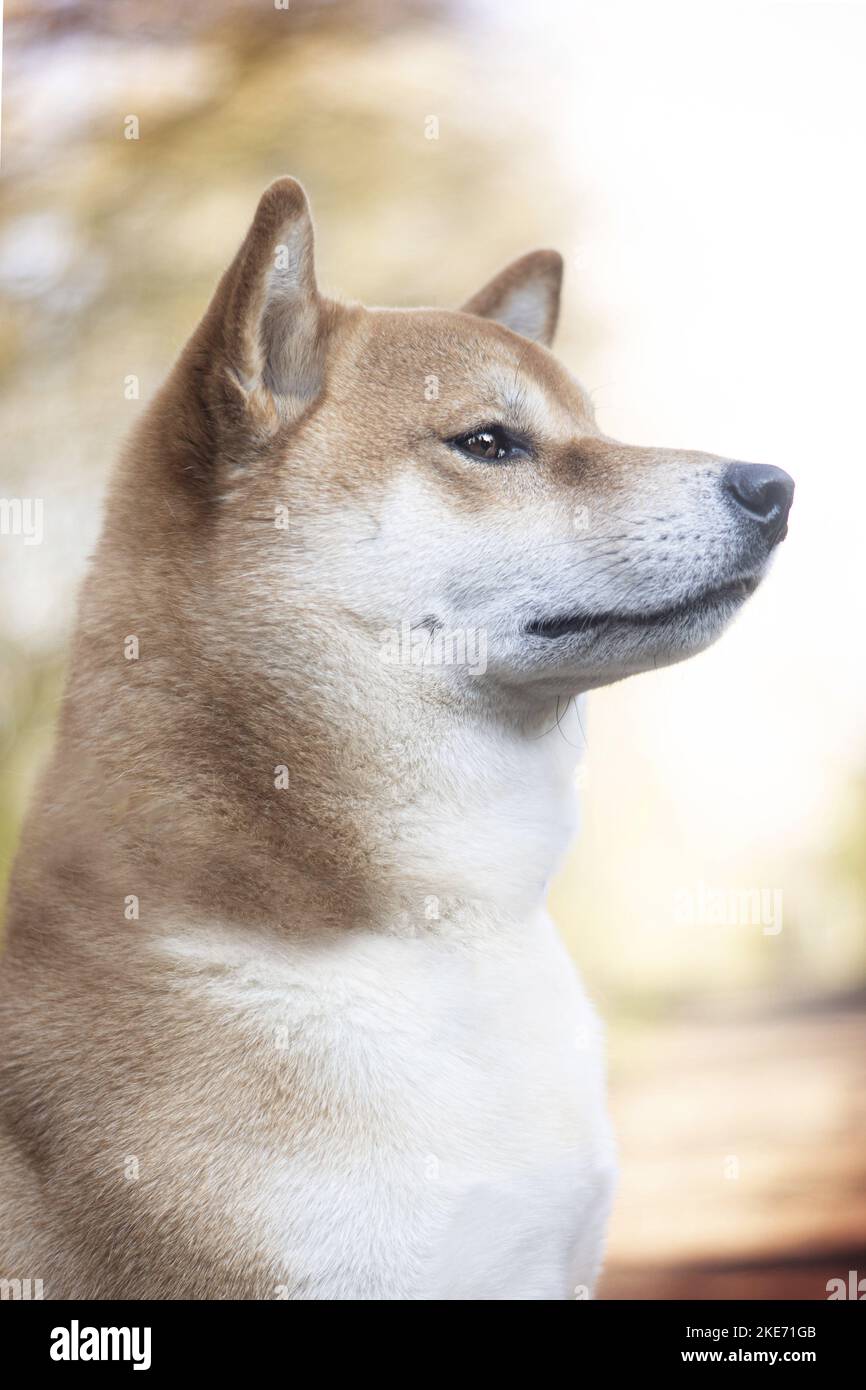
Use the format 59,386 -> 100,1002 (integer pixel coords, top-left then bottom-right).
159,906 -> 616,1301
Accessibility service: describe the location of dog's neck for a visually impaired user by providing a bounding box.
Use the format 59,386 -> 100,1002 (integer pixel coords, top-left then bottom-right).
309,668 -> 586,929
192,631 -> 585,930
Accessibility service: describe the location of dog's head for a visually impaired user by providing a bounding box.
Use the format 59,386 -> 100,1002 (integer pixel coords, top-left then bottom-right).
156,178 -> 792,703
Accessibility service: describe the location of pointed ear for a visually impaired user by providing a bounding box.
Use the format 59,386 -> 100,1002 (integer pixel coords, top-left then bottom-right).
460,250 -> 563,346
217,177 -> 326,424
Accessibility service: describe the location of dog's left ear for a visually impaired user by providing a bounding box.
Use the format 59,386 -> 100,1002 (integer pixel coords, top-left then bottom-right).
460,250 -> 563,347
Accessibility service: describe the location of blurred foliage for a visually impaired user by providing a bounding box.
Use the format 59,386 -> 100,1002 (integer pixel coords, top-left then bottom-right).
0,643 -> 64,894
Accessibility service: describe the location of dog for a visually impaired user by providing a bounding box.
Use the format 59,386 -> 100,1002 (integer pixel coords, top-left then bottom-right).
0,179 -> 793,1300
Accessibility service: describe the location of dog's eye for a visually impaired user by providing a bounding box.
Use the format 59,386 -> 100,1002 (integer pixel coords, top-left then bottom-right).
449,425 -> 526,462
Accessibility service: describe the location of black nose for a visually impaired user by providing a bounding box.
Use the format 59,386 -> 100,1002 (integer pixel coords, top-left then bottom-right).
724,463 -> 794,545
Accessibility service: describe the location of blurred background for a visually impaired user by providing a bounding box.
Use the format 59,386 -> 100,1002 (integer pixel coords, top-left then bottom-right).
1,0 -> 865,1299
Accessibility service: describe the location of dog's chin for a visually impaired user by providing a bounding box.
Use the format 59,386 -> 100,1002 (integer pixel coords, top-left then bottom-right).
517,575 -> 761,690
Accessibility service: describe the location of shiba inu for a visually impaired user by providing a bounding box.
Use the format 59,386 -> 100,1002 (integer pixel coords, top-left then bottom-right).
0,179 -> 793,1300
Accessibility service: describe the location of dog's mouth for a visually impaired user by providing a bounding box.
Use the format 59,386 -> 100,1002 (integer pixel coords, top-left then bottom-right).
525,576 -> 760,641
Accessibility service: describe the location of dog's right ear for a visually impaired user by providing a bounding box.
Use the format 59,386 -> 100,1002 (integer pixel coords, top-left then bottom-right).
460,249 -> 563,346
205,178 -> 326,429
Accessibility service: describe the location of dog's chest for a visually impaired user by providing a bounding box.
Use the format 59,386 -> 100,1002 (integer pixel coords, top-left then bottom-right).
215,914 -> 615,1299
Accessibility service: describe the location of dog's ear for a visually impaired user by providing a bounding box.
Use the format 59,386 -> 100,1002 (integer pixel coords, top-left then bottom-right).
209,178 -> 326,426
460,250 -> 563,346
